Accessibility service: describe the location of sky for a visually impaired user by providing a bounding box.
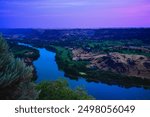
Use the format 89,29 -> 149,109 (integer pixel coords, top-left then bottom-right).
0,0 -> 150,28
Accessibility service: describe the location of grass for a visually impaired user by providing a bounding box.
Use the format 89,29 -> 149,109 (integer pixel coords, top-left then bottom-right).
46,44 -> 150,88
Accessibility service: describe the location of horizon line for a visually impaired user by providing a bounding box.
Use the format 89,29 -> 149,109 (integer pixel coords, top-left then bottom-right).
0,27 -> 150,30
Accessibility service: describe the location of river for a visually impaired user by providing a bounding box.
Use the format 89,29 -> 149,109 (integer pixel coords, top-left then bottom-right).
18,43 -> 150,100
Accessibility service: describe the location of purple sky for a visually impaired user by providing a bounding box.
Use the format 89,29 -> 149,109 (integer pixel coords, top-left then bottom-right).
0,0 -> 150,28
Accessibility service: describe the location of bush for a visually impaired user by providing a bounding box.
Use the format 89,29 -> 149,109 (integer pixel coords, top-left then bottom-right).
0,36 -> 38,99
36,79 -> 94,100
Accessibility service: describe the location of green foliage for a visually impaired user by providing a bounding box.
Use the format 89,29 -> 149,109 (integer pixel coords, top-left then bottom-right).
47,45 -> 88,76
0,37 -> 33,88
47,44 -> 150,89
0,36 -> 38,99
8,41 -> 40,60
36,79 -> 94,100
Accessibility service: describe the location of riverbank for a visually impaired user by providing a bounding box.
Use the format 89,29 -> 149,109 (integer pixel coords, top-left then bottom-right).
10,42 -> 150,100
46,45 -> 150,89
14,42 -> 94,100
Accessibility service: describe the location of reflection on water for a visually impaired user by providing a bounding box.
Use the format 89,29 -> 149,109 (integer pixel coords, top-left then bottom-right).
18,43 -> 150,100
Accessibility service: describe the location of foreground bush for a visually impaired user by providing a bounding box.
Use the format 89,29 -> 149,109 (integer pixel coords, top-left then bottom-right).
0,36 -> 38,99
36,79 -> 94,100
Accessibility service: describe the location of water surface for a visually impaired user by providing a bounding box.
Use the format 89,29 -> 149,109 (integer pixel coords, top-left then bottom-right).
19,43 -> 150,100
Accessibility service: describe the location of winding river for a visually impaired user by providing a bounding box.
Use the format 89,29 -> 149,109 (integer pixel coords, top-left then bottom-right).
19,43 -> 150,100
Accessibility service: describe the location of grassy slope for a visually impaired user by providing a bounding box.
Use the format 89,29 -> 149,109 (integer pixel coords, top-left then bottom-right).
46,45 -> 150,88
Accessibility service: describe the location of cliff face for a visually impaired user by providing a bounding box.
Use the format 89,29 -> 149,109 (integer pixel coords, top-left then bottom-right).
72,49 -> 150,79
